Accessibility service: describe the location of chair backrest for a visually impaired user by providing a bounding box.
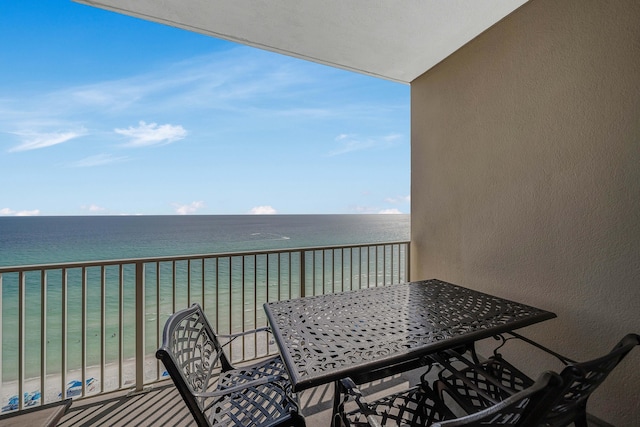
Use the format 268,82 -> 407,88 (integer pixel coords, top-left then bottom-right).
156,303 -> 233,427
545,333 -> 640,425
432,371 -> 564,427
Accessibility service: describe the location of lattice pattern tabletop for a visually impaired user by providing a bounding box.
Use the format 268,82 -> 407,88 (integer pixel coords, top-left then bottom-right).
264,279 -> 555,392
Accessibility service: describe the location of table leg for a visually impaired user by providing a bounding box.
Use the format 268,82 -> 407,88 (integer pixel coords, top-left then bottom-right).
331,380 -> 341,427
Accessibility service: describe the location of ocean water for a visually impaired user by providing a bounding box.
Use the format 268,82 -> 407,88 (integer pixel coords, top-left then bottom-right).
0,214 -> 409,267
0,215 -> 410,382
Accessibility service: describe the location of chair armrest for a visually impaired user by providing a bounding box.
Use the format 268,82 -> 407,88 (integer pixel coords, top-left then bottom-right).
217,326 -> 271,340
336,378 -> 382,427
495,332 -> 577,365
217,327 -> 273,348
430,351 -> 504,405
194,373 -> 285,399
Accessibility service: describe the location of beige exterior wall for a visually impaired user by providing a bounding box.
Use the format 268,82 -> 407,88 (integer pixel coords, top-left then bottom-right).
410,0 -> 639,424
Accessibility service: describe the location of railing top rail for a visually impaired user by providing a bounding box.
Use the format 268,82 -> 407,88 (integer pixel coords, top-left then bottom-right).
0,240 -> 410,273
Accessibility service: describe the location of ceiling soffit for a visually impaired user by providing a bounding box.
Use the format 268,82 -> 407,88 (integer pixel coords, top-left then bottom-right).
74,0 -> 528,83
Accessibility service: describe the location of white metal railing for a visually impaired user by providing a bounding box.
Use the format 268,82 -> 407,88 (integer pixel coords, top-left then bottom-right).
0,241 -> 409,411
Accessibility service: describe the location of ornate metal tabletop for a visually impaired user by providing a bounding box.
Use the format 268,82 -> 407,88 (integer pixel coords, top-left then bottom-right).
263,279 -> 556,392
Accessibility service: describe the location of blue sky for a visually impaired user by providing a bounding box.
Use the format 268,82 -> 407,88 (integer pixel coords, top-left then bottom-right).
0,1 -> 410,216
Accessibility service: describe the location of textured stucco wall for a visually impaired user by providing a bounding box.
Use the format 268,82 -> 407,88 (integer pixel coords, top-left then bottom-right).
410,0 -> 639,424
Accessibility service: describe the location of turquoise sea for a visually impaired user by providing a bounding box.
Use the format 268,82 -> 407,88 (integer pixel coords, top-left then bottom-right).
0,215 -> 410,382
0,215 -> 409,267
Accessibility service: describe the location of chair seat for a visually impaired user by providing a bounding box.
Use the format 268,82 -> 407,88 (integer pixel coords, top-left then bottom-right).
338,371 -> 564,427
436,356 -> 534,414
212,356 -> 297,426
218,356 -> 289,389
342,384 -> 454,427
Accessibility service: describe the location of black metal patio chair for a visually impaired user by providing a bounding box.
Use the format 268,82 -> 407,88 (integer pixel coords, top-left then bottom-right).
433,332 -> 640,427
156,303 -> 305,427
335,370 -> 563,427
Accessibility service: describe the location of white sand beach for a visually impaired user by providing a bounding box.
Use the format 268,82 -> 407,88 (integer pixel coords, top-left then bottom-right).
2,337 -> 273,412
1,355 -> 162,411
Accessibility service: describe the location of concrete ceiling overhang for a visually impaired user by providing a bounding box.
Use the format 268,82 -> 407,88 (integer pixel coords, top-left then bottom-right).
74,0 -> 528,83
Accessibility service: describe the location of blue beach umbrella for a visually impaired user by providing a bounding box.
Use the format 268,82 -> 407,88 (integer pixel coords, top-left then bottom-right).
27,391 -> 41,406
60,377 -> 98,398
2,393 -> 30,412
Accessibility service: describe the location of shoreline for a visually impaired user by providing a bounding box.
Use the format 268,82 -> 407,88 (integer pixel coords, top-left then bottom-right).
1,355 -> 161,411
1,339 -> 272,411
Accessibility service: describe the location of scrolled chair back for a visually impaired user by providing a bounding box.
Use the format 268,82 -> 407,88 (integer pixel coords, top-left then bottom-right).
156,304 -> 231,425
544,333 -> 640,426
432,371 -> 564,427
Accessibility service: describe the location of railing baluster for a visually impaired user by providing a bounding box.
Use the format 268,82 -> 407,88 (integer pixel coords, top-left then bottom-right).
215,257 -> 219,331
187,259 -> 191,307
375,245 -> 379,286
313,250 -> 317,296
406,242 -> 411,282
100,265 -> 106,393
62,268 -> 68,399
285,252 -> 290,300
40,270 -> 46,405
366,247 -> 370,287
241,256 -> 246,360
383,245 -> 387,285
330,249 -> 335,293
18,271 -> 25,410
391,244 -> 396,284
228,257 -> 232,358
300,251 -> 305,298
201,258 -> 205,310
118,264 -> 124,390
82,266 -> 87,397
266,254 -> 271,304
171,261 -> 176,313
156,261 -> 161,379
357,247 -> 362,289
278,253 -> 282,300
341,249 -> 345,292
135,261 -> 145,392
322,250 -> 326,294
253,255 -> 257,360
0,274 -> 2,403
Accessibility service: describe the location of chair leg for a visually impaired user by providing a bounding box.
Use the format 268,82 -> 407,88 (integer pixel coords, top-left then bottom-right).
574,410 -> 588,427
333,412 -> 348,427
291,412 -> 307,427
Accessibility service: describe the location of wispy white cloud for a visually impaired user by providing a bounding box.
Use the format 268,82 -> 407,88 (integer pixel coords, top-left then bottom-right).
351,205 -> 405,215
1,47 -> 404,152
328,133 -> 403,156
0,208 -> 40,216
70,153 -> 129,167
249,205 -> 277,215
336,133 -> 352,141
115,121 -> 187,147
9,129 -> 87,152
81,204 -> 106,213
56,49 -> 318,116
378,209 -> 403,214
173,201 -> 205,215
384,195 -> 411,204
351,205 -> 377,214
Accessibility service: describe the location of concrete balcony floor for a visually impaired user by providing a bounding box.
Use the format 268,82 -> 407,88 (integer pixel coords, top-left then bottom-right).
56,365 -> 610,427
57,369 -> 420,427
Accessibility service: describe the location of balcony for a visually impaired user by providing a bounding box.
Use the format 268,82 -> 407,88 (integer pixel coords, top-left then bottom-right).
0,241 -> 410,420
54,365 -> 422,426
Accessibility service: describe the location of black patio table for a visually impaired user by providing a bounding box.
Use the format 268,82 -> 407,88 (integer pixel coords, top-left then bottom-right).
263,278 -> 556,394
